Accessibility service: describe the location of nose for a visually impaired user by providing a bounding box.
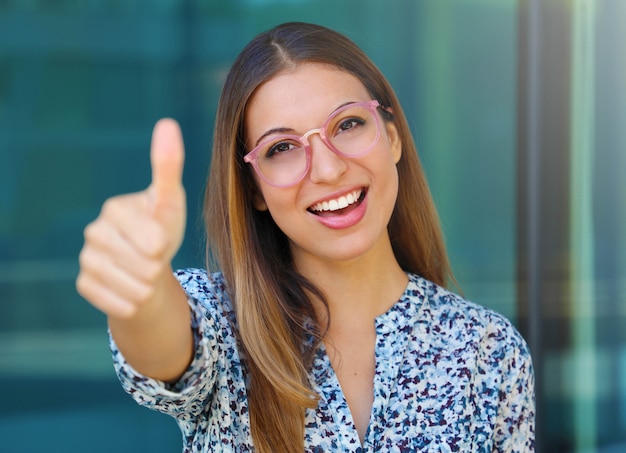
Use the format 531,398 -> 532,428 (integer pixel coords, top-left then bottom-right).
307,134 -> 348,184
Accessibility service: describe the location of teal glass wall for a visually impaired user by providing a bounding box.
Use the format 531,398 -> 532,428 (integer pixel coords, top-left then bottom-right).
0,1 -> 624,452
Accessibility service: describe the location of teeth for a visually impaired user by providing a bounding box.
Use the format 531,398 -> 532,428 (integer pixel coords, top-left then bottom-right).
311,189 -> 362,213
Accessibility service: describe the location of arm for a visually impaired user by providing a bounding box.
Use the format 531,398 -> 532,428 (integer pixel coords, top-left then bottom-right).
493,329 -> 536,452
108,268 -> 192,382
77,119 -> 192,382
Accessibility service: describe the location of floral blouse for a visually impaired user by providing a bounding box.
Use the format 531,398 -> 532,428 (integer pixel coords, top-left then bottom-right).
111,269 -> 535,452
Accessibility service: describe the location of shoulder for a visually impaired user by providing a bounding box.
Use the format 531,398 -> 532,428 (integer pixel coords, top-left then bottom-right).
173,268 -> 235,318
408,273 -> 530,360
174,268 -> 227,296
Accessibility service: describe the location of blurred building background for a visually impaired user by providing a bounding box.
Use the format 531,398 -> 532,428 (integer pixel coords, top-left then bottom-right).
0,0 -> 624,451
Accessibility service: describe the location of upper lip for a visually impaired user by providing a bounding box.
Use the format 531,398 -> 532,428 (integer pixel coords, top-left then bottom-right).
308,187 -> 365,212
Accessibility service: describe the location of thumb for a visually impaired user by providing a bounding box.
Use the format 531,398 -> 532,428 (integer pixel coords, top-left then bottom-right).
149,118 -> 185,216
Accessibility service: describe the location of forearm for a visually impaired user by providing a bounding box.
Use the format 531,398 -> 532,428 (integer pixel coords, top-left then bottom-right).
108,269 -> 193,383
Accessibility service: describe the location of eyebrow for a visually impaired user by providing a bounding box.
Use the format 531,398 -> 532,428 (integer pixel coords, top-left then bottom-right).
253,101 -> 357,147
254,127 -> 295,147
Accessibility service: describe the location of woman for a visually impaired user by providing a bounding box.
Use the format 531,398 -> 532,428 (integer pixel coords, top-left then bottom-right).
77,22 -> 535,452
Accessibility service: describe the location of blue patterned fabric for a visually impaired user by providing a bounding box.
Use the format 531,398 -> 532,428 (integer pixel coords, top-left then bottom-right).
111,269 -> 535,452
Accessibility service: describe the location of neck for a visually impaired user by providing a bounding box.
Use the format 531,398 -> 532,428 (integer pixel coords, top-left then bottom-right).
295,247 -> 409,329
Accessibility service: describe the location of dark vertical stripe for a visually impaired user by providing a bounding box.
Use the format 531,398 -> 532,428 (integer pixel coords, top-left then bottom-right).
517,0 -> 574,450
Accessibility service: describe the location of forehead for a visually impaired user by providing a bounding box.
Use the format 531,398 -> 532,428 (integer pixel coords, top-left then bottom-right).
244,63 -> 371,139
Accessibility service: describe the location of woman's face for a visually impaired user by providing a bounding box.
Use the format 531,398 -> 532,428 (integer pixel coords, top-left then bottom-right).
244,63 -> 402,270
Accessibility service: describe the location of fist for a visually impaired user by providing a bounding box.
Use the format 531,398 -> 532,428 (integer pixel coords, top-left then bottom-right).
76,119 -> 187,319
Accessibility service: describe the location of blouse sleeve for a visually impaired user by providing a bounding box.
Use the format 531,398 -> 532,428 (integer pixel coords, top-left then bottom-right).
109,269 -> 225,420
492,326 -> 536,452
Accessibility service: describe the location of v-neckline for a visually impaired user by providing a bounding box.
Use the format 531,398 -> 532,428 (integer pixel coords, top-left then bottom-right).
305,275 -> 425,450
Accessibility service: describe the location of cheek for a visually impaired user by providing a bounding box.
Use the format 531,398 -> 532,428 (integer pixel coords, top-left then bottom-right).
373,147 -> 401,185
376,156 -> 401,211
262,202 -> 301,244
259,189 -> 314,245
256,187 -> 295,224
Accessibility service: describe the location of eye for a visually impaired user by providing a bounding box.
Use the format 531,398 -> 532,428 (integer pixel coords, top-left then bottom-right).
264,140 -> 301,158
335,117 -> 366,135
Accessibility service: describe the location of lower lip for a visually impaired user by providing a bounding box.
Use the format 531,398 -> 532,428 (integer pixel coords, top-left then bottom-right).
310,195 -> 368,229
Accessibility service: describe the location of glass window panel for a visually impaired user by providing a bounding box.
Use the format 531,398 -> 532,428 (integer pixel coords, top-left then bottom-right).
2,0 -> 623,451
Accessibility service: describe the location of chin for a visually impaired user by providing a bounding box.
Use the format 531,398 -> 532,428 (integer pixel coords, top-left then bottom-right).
292,234 -> 386,267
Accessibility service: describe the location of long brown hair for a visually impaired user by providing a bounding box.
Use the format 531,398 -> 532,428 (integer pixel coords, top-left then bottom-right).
204,22 -> 452,452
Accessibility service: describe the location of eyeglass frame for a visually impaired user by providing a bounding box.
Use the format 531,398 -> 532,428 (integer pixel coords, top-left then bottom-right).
243,99 -> 384,188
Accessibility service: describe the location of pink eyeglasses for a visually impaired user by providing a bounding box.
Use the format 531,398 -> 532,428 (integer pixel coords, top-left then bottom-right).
244,100 -> 383,188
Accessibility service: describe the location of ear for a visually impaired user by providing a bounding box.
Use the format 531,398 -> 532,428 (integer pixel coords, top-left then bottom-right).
252,189 -> 268,211
384,120 -> 402,164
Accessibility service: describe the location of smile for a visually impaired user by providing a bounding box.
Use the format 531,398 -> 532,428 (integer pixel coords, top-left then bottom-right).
308,189 -> 364,214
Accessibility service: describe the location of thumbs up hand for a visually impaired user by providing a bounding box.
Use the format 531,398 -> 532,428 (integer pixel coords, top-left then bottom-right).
148,118 -> 187,261
77,119 -> 187,320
